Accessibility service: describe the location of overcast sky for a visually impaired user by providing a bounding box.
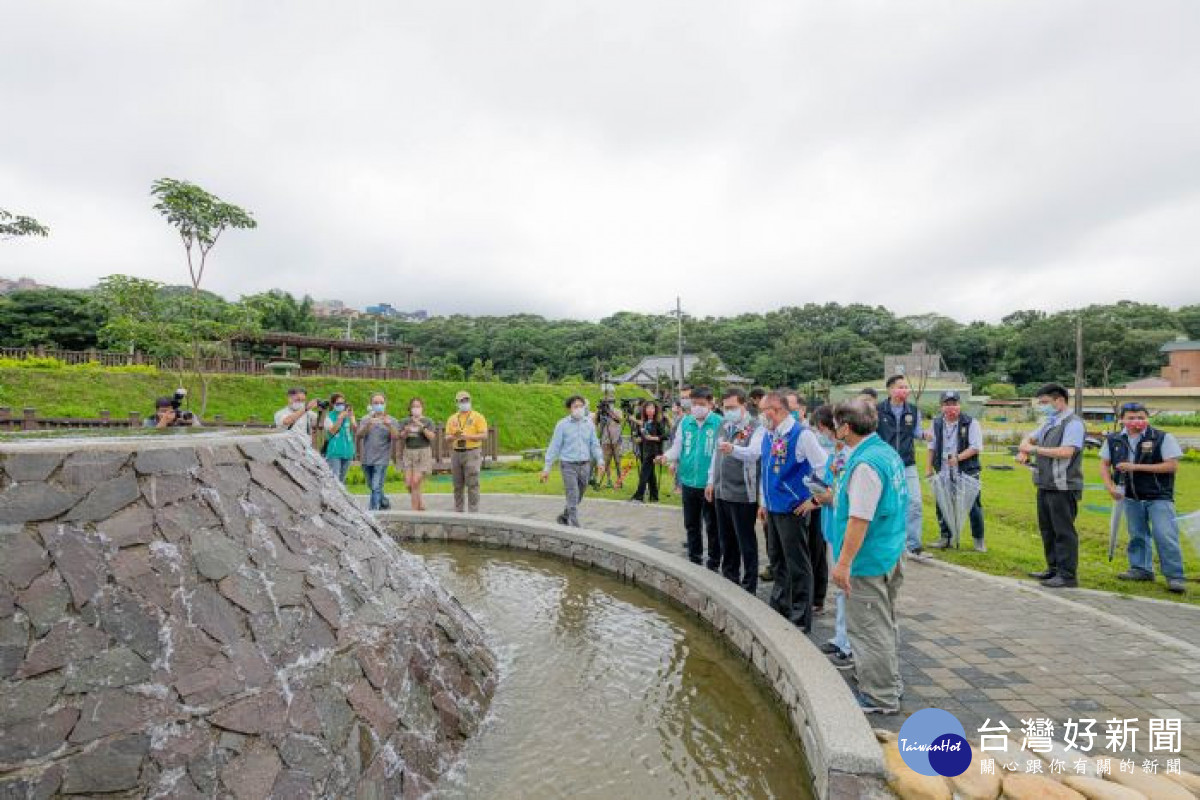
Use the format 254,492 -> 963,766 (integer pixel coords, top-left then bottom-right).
3,1 -> 1198,322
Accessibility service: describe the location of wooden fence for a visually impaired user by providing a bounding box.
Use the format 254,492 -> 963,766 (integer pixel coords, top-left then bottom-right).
0,408 -> 499,469
0,347 -> 429,381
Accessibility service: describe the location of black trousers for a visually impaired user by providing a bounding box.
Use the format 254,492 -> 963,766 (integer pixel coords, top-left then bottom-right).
766,511 -> 813,631
631,456 -> 659,502
1036,488 -> 1080,580
806,509 -> 828,609
682,485 -> 720,570
715,498 -> 759,593
764,514 -> 780,576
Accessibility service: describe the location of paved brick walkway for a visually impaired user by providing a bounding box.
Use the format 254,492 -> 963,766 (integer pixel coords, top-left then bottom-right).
398,493 -> 1200,769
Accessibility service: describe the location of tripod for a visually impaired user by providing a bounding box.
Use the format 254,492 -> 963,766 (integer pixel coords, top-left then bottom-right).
594,406 -> 624,489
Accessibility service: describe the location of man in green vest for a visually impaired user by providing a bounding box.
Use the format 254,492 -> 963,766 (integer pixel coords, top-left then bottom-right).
824,398 -> 908,715
660,386 -> 724,570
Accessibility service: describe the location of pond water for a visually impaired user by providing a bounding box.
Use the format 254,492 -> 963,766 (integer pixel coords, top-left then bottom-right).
408,543 -> 813,800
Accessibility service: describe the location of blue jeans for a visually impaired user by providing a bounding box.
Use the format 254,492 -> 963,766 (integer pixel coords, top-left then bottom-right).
326,456 -> 351,484
362,463 -> 388,511
904,465 -> 924,552
1124,499 -> 1185,580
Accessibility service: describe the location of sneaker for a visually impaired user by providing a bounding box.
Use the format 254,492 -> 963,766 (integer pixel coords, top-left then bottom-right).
819,642 -> 843,655
1028,569 -> 1055,580
828,652 -> 855,671
908,550 -> 933,563
928,539 -> 952,550
627,497 -> 644,504
973,540 -> 987,553
1041,576 -> 1078,589
1167,579 -> 1186,594
1117,570 -> 1153,582
556,513 -> 568,526
853,690 -> 898,716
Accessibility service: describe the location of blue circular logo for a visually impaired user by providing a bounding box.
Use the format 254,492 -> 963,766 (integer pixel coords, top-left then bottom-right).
897,708 -> 972,777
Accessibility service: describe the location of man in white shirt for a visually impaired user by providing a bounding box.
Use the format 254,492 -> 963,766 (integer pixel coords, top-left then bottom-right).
274,387 -> 319,442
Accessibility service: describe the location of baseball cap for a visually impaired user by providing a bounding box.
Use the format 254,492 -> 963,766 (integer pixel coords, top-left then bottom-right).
455,391 -> 471,402
940,390 -> 961,403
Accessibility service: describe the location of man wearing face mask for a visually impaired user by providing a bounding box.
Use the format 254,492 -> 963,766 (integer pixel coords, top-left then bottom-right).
275,387 -> 320,441
755,390 -> 829,632
876,376 -> 927,561
925,391 -> 986,551
355,393 -> 399,511
1017,383 -> 1086,588
446,390 -> 489,513
541,395 -> 606,527
706,387 -> 763,592
659,386 -> 723,569
1100,403 -> 1186,594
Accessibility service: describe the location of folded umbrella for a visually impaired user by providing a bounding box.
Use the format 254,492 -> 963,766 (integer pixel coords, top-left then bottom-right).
1107,487 -> 1125,562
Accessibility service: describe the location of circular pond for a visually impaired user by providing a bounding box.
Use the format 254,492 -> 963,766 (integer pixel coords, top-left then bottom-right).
408,542 -> 813,799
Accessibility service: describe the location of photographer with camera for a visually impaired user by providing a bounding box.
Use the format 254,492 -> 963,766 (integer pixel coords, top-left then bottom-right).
356,393 -> 400,511
593,397 -> 625,489
629,400 -> 666,503
322,393 -> 356,484
144,390 -> 201,428
275,387 -> 320,441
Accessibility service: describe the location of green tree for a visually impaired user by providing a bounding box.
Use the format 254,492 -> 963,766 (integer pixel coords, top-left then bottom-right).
686,351 -> 728,392
240,290 -> 317,335
468,357 -> 498,382
150,179 -> 257,413
527,366 -> 550,384
0,289 -> 101,349
0,208 -> 49,239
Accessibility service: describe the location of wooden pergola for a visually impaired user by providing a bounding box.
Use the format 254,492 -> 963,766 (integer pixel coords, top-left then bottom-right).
231,331 -> 417,369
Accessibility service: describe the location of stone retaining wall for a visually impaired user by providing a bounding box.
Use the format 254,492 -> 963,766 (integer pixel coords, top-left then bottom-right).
379,510 -> 889,800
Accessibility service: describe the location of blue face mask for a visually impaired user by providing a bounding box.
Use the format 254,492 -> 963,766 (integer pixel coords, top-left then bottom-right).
1037,403 -> 1054,419
817,434 -> 836,452
333,403 -> 346,413
724,408 -> 743,425
371,403 -> 385,414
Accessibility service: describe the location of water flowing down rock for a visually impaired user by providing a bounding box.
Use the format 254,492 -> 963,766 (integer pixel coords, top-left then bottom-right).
0,431 -> 496,798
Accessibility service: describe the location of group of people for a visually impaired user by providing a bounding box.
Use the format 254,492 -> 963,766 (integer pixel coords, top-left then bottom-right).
540,376 -> 1190,717
273,386 -> 489,514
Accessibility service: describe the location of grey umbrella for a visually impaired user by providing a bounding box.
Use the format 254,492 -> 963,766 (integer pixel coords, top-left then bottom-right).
929,465 -> 980,548
1107,486 -> 1125,562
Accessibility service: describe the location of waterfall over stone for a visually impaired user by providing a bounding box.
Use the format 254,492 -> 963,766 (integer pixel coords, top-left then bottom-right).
0,430 -> 496,798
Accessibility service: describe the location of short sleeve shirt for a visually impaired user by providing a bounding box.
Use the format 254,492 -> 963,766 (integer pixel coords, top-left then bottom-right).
446,411 -> 488,450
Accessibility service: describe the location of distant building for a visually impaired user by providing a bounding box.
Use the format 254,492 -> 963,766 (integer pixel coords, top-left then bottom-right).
0,276 -> 48,295
1159,337 -> 1200,388
613,354 -> 749,390
365,303 -> 399,318
883,341 -> 966,384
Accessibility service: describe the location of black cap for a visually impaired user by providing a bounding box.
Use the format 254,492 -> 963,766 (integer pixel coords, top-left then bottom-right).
940,390 -> 961,403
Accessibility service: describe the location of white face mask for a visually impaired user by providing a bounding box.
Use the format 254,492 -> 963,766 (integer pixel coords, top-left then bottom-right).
570,406 -> 586,420
723,408 -> 743,425
411,406 -> 423,417
458,401 -> 471,413
290,401 -> 304,412
691,406 -> 709,421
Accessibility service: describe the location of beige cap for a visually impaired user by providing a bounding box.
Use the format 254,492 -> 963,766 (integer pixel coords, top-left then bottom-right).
455,391 -> 471,402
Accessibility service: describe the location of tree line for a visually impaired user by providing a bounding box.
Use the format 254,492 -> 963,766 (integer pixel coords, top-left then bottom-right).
1,281 -> 1196,395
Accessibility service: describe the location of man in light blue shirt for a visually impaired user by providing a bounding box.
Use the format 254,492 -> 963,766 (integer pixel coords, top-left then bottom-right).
542,395 -> 605,527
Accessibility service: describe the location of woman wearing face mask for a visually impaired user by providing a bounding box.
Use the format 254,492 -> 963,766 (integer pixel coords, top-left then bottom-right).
355,393 -> 400,511
398,397 -> 436,511
322,393 -> 357,483
541,395 -> 605,527
630,401 -> 666,503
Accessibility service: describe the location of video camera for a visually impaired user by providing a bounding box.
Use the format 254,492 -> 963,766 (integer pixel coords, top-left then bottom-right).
316,399 -> 330,411
618,397 -> 641,416
169,389 -> 194,422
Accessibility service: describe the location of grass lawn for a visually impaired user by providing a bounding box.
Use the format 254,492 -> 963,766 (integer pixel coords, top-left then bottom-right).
355,450 -> 1200,605
0,368 -> 648,453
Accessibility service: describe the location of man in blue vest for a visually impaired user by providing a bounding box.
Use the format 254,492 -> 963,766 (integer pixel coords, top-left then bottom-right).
1017,383 -> 1086,588
755,390 -> 828,632
661,386 -> 723,569
876,375 -> 927,561
827,398 -> 908,715
925,390 -> 986,551
1099,402 -> 1186,594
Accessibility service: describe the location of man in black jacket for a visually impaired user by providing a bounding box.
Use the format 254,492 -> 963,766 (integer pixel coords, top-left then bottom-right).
925,391 -> 985,551
876,376 -> 927,560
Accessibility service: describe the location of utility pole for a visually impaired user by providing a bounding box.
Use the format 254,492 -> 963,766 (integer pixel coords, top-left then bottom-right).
1074,314 -> 1085,415
676,296 -> 685,396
